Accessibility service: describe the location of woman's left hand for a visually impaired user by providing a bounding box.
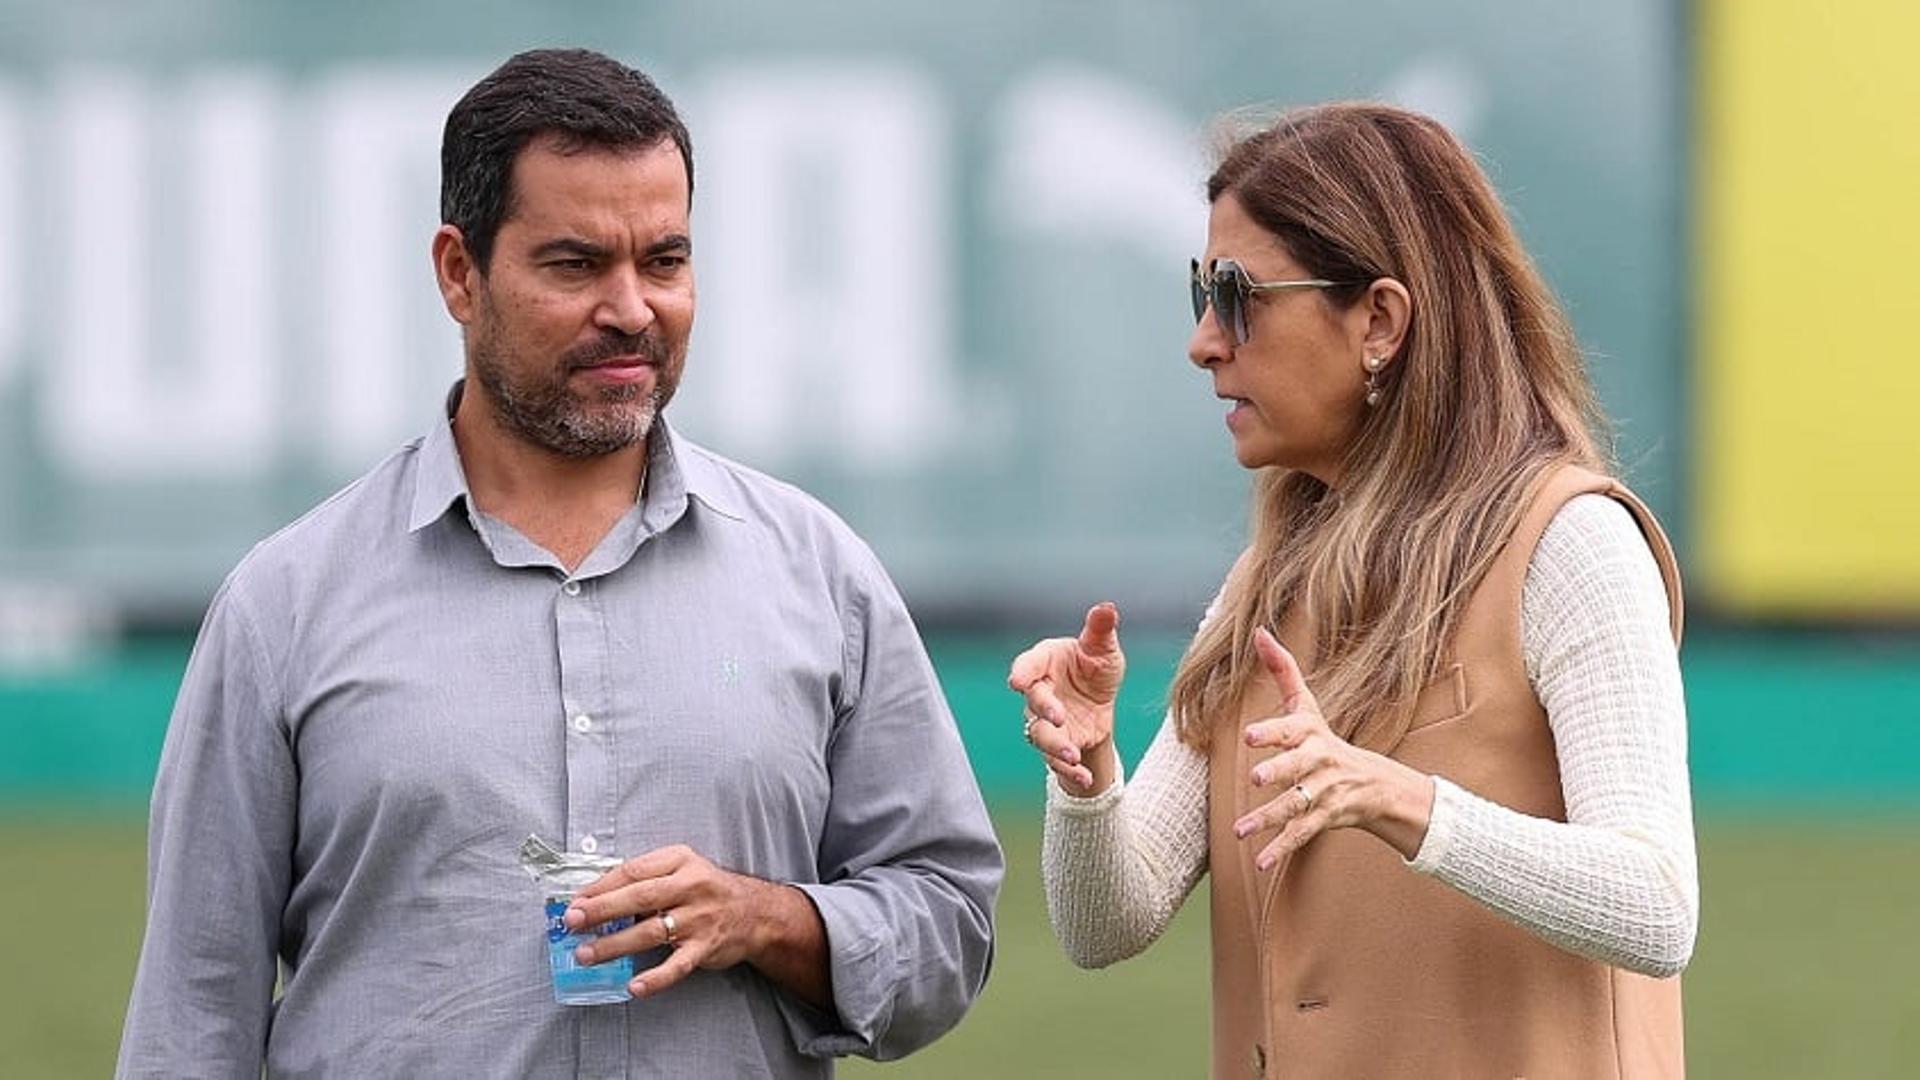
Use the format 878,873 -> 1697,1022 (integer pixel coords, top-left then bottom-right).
1233,627 -> 1436,870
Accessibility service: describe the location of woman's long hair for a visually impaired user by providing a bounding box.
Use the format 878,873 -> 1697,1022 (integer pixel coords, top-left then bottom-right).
1168,103 -> 1609,752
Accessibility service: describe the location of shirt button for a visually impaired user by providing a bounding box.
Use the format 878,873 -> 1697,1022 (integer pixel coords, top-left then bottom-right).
579,835 -> 599,854
572,714 -> 593,733
562,580 -> 582,596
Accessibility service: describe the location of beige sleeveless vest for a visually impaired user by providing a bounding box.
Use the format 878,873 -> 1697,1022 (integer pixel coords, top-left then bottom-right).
1205,466 -> 1686,1079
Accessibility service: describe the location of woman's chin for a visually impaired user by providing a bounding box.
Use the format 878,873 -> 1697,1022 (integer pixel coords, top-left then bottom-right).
1230,438 -> 1277,471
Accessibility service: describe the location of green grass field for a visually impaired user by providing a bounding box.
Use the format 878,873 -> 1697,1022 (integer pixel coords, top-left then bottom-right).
6,813 -> 1918,1078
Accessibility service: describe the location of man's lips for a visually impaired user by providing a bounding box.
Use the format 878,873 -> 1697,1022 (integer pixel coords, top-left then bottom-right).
575,354 -> 652,370
573,356 -> 656,384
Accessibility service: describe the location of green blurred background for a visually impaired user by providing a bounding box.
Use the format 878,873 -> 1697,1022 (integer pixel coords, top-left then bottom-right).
4,0 -> 1919,1075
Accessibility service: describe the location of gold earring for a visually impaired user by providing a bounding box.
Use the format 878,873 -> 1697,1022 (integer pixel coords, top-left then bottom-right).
1363,355 -> 1385,407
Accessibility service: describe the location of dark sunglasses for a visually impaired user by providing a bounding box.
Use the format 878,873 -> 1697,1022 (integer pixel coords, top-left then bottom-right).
1189,257 -> 1350,346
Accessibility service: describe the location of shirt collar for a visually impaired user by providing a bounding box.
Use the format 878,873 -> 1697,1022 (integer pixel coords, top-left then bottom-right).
655,419 -> 745,524
407,381 -> 473,534
407,379 -> 744,534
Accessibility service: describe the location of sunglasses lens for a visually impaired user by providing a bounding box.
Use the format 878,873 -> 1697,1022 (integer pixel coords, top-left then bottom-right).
1191,259 -> 1252,344
1211,261 -> 1246,344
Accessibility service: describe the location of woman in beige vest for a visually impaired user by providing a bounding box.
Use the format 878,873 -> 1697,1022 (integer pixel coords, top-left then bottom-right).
1010,103 -> 1695,1078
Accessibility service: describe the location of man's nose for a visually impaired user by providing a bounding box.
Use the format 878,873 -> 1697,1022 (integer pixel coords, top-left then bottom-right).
593,267 -> 657,336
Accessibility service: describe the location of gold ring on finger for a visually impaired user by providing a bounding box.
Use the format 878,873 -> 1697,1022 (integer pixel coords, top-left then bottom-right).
659,910 -> 678,947
1292,783 -> 1314,813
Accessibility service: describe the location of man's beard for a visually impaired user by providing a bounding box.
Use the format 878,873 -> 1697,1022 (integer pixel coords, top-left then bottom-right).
470,326 -> 677,459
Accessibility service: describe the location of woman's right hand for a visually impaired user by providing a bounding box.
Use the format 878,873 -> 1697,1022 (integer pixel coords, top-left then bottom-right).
1007,602 -> 1127,796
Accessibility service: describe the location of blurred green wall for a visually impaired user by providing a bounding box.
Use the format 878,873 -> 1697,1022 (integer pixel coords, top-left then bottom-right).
6,630 -> 1918,810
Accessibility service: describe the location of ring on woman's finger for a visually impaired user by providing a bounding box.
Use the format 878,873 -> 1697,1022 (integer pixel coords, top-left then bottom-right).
658,910 -> 679,947
1022,714 -> 1042,745
1292,783 -> 1315,813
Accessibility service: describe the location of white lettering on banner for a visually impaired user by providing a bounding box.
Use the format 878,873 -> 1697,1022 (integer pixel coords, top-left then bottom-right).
989,66 -> 1206,262
0,85 -> 17,390
0,85 -> 17,391
47,72 -> 279,477
49,72 -> 144,474
7,61 -> 1205,485
687,66 -> 955,467
189,74 -> 279,470
313,70 -> 467,471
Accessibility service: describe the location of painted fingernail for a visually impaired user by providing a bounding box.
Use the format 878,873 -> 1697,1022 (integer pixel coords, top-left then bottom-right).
1256,854 -> 1274,872
1062,748 -> 1079,765
1233,820 -> 1251,838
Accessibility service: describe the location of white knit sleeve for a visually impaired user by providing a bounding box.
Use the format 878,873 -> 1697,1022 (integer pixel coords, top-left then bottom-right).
1406,494 -> 1699,977
1040,704 -> 1211,968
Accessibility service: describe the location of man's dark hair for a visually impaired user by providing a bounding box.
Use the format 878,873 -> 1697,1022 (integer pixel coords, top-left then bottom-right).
440,48 -> 693,272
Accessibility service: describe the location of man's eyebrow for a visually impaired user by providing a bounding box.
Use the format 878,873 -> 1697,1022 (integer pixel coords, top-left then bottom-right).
645,235 -> 692,258
529,237 -> 609,261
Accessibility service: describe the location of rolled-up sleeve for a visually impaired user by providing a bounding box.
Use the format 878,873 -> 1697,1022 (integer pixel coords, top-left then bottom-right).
116,573 -> 296,1080
782,551 -> 1003,1060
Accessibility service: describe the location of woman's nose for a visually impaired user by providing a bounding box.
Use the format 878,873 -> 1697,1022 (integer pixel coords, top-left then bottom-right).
1188,306 -> 1230,368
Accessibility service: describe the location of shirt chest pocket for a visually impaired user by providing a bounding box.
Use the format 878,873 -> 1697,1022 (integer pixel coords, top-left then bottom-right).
615,642 -> 839,858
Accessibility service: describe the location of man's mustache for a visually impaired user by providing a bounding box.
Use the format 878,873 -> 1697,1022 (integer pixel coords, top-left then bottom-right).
564,332 -> 668,370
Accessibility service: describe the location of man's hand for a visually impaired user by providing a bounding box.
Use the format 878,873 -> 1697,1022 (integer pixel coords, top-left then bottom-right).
562,844 -> 834,1011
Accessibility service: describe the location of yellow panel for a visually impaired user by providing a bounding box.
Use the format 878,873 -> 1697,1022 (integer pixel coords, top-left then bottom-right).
1698,0 -> 1920,615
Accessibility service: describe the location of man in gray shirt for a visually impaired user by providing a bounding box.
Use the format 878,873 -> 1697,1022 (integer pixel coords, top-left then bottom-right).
116,48 -> 1002,1079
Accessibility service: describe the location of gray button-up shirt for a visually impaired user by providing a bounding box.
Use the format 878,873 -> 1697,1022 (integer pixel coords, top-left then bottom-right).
116,390 -> 1003,1079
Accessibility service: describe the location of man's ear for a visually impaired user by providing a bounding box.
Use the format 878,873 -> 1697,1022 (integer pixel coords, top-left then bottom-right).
432,225 -> 481,325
